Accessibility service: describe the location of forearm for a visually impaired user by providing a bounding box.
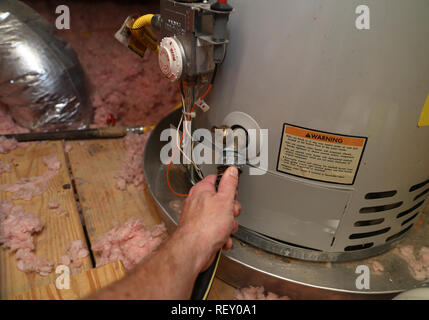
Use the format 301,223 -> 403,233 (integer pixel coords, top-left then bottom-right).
88,168 -> 240,300
87,226 -> 204,300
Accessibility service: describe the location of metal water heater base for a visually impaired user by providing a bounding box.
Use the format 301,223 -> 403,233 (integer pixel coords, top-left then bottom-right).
144,110 -> 429,299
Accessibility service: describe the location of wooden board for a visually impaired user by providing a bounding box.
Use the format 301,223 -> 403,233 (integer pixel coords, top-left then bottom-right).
67,139 -> 236,299
0,141 -> 92,299
1,138 -> 235,299
66,139 -> 164,260
12,260 -> 126,300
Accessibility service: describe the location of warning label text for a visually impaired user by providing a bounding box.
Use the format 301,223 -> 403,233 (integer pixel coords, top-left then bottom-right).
277,125 -> 367,184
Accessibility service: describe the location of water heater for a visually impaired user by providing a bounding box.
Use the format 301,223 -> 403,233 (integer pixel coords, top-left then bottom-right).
192,0 -> 429,261
145,0 -> 429,297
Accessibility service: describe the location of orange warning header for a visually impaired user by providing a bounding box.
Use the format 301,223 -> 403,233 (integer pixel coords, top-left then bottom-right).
285,125 -> 365,147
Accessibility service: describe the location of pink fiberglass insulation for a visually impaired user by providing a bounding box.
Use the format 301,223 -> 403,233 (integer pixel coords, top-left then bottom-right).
0,156 -> 61,200
92,217 -> 166,270
0,136 -> 18,154
394,245 -> 429,281
69,239 -> 89,261
59,239 -> 89,270
114,133 -> 149,191
48,199 -> 65,215
0,104 -> 29,135
23,1 -> 180,128
0,105 -> 35,151
43,156 -> 61,171
0,200 -> 53,276
370,260 -> 384,273
169,200 -> 184,214
234,286 -> 290,300
89,49 -> 180,127
0,160 -> 11,174
48,200 -> 60,209
0,201 -> 42,251
64,143 -> 73,153
15,249 -> 54,276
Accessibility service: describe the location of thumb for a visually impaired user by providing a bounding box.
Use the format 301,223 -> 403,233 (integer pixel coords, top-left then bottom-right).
217,166 -> 239,201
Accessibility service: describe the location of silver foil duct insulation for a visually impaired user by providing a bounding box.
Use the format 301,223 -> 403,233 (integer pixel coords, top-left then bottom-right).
0,0 -> 91,131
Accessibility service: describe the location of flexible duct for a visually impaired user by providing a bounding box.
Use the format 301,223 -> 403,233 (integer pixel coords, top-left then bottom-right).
0,0 -> 91,131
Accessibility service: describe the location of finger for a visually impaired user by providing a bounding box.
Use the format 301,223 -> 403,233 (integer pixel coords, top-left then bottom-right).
193,174 -> 217,194
187,185 -> 195,198
223,237 -> 233,250
203,174 -> 217,186
217,166 -> 239,201
232,220 -> 239,234
233,200 -> 242,217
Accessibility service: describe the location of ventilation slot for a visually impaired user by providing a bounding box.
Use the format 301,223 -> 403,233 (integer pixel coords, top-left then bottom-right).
396,201 -> 424,218
410,179 -> 429,192
401,213 -> 419,226
354,218 -> 384,227
414,188 -> 429,201
365,191 -> 397,199
349,227 -> 391,240
359,201 -> 403,214
344,243 -> 373,251
385,224 -> 414,242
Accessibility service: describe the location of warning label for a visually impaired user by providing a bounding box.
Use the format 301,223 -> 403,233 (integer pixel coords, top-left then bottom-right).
277,124 -> 367,185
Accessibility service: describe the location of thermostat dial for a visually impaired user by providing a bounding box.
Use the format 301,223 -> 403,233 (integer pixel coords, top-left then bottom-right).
158,37 -> 183,82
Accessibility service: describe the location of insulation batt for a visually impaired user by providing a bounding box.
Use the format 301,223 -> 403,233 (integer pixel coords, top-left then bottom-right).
0,136 -> 18,154
92,217 -> 166,270
394,245 -> 429,281
48,200 -> 60,209
0,104 -> 35,150
0,160 -> 11,174
64,143 -> 72,153
22,1 -> 180,128
234,286 -> 290,300
0,104 -> 29,135
169,200 -> 184,214
0,156 -> 60,200
0,200 -> 53,276
48,199 -> 65,215
59,239 -> 89,271
115,133 -> 149,191
370,260 -> 384,273
56,207 -> 66,215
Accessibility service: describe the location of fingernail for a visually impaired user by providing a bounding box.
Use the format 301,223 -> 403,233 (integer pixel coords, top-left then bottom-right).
229,166 -> 238,177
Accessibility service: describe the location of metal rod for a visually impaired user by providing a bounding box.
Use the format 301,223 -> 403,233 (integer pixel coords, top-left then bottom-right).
2,126 -> 148,142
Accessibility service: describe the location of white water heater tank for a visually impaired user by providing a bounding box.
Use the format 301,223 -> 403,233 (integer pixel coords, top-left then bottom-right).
194,0 -> 429,261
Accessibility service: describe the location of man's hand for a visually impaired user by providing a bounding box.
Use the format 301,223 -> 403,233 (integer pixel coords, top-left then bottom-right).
87,166 -> 241,300
178,166 -> 242,273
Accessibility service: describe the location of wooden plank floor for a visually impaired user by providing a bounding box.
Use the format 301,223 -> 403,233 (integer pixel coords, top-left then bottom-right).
12,261 -> 125,300
67,139 -> 235,299
66,139 -> 164,249
0,141 -> 91,299
1,139 -> 236,299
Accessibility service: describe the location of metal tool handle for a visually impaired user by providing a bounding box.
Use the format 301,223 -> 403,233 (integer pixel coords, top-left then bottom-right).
2,126 -> 146,142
